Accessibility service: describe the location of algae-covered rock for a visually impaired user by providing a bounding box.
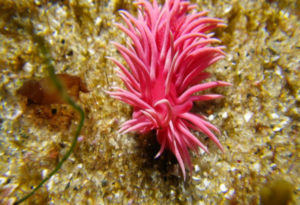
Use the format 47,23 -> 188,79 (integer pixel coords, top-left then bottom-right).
0,0 -> 299,204
260,179 -> 294,205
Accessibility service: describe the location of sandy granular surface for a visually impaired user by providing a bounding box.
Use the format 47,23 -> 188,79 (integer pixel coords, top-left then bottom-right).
0,0 -> 299,204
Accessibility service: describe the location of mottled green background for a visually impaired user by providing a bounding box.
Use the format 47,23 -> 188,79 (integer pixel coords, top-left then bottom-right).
0,0 -> 299,204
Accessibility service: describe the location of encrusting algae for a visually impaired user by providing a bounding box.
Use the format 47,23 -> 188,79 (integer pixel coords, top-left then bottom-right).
17,74 -> 89,105
0,0 -> 299,204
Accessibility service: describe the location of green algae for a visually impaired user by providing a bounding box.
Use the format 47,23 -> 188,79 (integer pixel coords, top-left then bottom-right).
15,20 -> 85,204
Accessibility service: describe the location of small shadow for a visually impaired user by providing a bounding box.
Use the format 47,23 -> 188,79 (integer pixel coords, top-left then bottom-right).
135,131 -> 183,184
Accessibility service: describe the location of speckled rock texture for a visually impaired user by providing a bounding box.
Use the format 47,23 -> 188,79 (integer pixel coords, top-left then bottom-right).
0,0 -> 299,204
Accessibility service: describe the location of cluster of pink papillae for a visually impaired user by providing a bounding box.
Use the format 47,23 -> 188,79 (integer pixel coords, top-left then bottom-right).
108,0 -> 231,179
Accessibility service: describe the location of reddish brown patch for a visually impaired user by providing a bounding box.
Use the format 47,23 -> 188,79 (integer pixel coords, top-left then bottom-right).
17,74 -> 89,105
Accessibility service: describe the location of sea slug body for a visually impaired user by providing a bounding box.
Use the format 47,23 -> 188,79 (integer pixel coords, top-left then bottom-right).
108,0 -> 231,179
